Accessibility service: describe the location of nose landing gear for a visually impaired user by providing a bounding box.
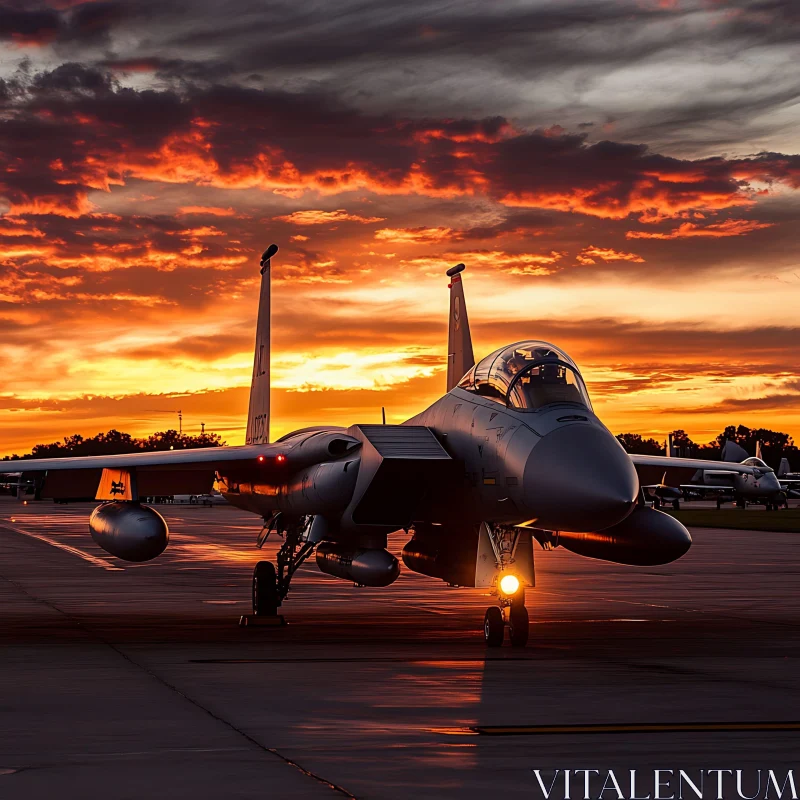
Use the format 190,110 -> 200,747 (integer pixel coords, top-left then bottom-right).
508,600 -> 529,647
480,523 -> 533,647
483,587 -> 529,647
484,606 -> 504,646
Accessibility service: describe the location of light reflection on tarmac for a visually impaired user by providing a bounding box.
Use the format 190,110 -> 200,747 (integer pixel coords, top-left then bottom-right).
0,498 -> 798,798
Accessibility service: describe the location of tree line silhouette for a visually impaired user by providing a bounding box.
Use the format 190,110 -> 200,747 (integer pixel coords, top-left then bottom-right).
616,425 -> 798,469
2,429 -> 225,461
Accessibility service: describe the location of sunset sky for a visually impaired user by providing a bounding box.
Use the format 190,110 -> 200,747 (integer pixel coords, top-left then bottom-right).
1,0 -> 799,456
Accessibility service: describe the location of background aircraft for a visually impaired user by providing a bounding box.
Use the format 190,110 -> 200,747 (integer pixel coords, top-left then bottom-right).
5,245 -> 767,646
641,434 -> 686,510
679,439 -> 785,510
778,457 -> 800,498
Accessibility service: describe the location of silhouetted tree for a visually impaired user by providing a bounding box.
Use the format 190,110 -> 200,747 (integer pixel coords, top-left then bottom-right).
616,433 -> 664,455
7,429 -> 225,460
713,425 -> 796,468
140,429 -> 225,451
614,427 -> 800,467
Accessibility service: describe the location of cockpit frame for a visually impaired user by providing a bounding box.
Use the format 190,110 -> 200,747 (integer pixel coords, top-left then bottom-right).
456,340 -> 593,413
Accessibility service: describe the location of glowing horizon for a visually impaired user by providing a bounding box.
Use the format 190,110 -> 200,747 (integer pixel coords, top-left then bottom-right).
2,1 -> 799,456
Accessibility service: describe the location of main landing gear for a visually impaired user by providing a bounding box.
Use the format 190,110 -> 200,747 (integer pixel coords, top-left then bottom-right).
252,560 -> 279,616
244,515 -> 318,626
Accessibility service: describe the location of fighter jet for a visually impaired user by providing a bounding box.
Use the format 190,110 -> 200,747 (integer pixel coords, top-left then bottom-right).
679,439 -> 785,510
777,457 -> 800,498
641,434 -> 687,510
7,246 -> 769,646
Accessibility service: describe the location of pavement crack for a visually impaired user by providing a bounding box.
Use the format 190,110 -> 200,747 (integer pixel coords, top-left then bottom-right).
0,570 -> 357,799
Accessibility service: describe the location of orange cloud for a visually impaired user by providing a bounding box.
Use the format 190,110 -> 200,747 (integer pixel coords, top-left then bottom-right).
274,209 -> 386,226
177,206 -> 237,216
5,82 -> 796,224
0,244 -> 56,261
409,119 -> 514,144
576,246 -> 645,265
0,222 -> 46,238
374,227 -> 461,243
501,182 -> 754,220
47,245 -> 247,273
6,194 -> 95,218
626,219 -> 775,239
176,226 -> 225,237
406,249 -> 563,276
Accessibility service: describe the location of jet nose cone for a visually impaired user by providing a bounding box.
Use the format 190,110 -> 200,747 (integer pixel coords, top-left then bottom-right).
523,424 -> 639,532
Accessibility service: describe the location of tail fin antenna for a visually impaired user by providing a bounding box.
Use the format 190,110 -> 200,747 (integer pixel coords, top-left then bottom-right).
446,263 -> 475,391
245,244 -> 277,444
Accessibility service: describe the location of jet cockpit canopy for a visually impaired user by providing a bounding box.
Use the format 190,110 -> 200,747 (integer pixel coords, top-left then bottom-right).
457,340 -> 592,411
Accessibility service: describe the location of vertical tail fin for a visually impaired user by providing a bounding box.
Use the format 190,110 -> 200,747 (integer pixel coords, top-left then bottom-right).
245,244 -> 277,444
667,433 -> 675,457
779,457 -> 790,477
721,438 -> 749,463
445,263 -> 475,391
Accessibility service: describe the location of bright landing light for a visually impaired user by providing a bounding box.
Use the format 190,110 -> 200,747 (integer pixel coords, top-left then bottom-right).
499,574 -> 520,595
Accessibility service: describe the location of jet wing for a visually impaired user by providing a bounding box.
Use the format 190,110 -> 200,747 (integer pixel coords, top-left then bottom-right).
12,443 -> 287,474
629,454 -> 764,474
700,470 -> 739,479
629,454 -> 765,486
11,430 -> 362,500
678,485 -> 733,494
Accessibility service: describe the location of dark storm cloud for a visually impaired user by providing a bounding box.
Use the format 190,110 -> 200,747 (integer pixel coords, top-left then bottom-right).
0,4 -> 60,43
2,62 -> 797,227
13,0 -> 784,152
0,1 -> 132,46
148,0 -> 798,74
2,1 -> 796,157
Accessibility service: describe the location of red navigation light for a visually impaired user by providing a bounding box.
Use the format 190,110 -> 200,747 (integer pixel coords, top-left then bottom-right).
276,453 -> 286,463
257,455 -> 265,463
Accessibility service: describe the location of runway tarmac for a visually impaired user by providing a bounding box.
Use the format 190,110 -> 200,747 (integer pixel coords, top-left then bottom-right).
1,498 -> 798,799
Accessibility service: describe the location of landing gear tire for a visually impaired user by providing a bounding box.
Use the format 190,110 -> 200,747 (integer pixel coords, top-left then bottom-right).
672,499 -> 680,510
252,560 -> 279,616
484,607 -> 504,647
508,604 -> 529,647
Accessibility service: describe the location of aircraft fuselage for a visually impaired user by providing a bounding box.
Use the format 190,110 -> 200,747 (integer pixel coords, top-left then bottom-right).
700,467 -> 782,502
222,384 -> 640,537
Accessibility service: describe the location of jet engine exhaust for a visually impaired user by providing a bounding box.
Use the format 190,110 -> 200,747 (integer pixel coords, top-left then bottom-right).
541,505 -> 692,566
315,541 -> 400,587
89,502 -> 169,562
